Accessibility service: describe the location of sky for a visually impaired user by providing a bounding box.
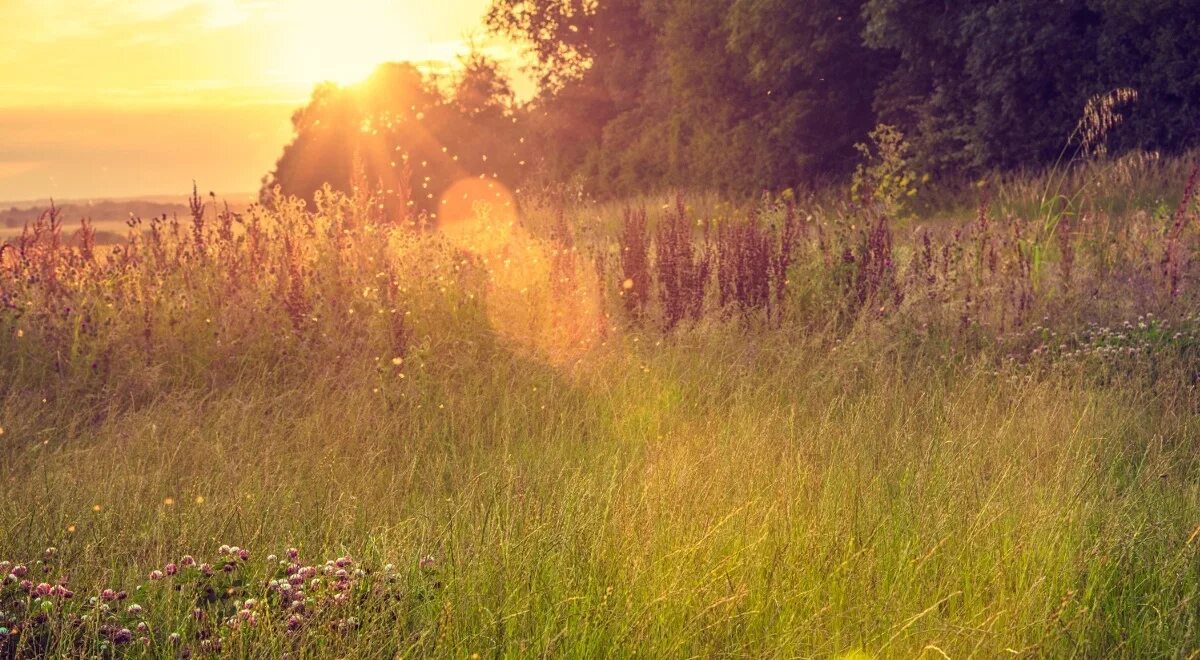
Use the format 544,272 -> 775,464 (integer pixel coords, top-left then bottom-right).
0,0 -> 517,203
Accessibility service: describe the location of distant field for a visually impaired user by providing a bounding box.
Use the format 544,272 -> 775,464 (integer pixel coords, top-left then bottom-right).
0,195 -> 256,245
0,218 -> 128,245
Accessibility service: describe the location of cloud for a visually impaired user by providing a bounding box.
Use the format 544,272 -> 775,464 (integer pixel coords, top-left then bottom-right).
0,0 -> 251,45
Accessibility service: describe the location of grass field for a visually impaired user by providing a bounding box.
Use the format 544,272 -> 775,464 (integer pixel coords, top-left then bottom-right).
2,156 -> 1200,657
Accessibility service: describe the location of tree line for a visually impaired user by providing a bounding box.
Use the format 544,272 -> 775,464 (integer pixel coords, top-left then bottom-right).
263,1 -> 1200,208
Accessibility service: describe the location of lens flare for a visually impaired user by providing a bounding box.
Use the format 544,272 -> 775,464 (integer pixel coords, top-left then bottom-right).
438,178 -> 608,368
438,178 -> 519,252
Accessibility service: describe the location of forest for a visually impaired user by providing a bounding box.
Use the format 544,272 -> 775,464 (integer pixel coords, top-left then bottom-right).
265,0 -> 1200,205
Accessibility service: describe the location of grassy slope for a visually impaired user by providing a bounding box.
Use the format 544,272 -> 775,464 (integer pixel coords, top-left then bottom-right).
3,330 -> 1198,656
2,156 -> 1200,656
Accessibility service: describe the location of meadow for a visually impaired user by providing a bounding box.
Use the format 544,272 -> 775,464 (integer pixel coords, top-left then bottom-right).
2,152 -> 1200,657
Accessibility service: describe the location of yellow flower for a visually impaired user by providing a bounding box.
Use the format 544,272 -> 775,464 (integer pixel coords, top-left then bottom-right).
195,495 -> 206,505
92,504 -> 102,512
163,497 -> 175,506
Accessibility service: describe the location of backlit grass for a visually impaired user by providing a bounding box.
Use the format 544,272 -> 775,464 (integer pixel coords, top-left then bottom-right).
3,161 -> 1200,656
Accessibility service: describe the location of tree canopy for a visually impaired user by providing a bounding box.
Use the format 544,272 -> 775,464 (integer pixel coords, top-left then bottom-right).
491,0 -> 1200,193
265,1 -> 1200,205
262,60 -> 528,220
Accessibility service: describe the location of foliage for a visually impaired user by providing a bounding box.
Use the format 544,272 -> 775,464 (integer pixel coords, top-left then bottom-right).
473,0 -> 1200,196
487,0 -> 885,196
863,0 -> 1200,175
262,2 -> 1200,203
262,60 -> 528,220
850,124 -> 923,219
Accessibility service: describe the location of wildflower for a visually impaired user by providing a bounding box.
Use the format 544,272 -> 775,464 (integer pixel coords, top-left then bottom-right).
169,633 -> 181,644
195,496 -> 205,504
34,582 -> 52,596
164,562 -> 177,576
136,622 -> 148,633
149,570 -> 164,581
101,588 -> 117,601
286,547 -> 299,561
92,504 -> 102,512
238,548 -> 250,561
19,580 -> 33,592
180,555 -> 195,567
218,545 -> 231,555
420,555 -> 436,570
200,563 -> 213,577
127,604 -> 143,616
112,628 -> 133,644
11,564 -> 27,577
163,497 -> 175,506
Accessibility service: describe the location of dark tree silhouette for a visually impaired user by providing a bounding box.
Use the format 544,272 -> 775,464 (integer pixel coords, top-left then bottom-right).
262,59 -> 529,221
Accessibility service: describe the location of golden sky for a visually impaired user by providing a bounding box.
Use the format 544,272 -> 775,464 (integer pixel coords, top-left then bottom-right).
0,0 -> 514,202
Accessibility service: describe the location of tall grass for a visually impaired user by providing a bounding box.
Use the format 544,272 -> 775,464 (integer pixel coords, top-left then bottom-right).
1,155 -> 1199,657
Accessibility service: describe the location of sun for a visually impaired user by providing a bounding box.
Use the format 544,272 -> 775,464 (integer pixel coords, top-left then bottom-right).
265,0 -> 430,88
